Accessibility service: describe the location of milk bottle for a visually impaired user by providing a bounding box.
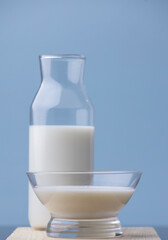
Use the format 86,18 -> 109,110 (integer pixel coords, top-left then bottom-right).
29,55 -> 94,229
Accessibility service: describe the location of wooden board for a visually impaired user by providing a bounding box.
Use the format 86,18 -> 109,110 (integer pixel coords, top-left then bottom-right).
6,227 -> 161,240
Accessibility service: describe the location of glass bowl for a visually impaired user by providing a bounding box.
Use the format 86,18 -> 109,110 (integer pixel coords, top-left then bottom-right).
27,171 -> 142,238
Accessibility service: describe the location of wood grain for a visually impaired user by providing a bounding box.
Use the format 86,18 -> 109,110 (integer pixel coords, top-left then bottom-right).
6,227 -> 161,240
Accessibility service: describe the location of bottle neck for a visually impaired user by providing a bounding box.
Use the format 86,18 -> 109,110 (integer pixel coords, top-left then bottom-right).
40,56 -> 85,86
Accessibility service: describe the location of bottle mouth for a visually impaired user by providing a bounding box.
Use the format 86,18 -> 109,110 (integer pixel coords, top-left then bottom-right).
40,54 -> 85,60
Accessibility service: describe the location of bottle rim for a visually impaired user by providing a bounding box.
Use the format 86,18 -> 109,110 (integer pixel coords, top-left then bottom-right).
39,54 -> 85,60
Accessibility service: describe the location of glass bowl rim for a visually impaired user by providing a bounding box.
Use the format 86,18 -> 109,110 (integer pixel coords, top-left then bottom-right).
27,171 -> 143,175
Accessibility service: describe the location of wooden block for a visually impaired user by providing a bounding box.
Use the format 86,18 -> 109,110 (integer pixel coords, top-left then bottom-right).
6,227 -> 161,240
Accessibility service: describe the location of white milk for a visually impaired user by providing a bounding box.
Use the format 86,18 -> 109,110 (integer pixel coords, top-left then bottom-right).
29,125 -> 94,229
35,186 -> 134,219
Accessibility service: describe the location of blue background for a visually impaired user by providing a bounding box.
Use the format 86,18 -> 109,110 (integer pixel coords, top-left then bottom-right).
0,0 -> 168,227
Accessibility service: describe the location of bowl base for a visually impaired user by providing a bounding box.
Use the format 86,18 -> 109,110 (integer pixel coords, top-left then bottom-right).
46,217 -> 122,238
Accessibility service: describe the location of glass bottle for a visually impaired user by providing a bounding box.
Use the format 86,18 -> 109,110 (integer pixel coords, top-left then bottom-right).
29,55 -> 94,229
